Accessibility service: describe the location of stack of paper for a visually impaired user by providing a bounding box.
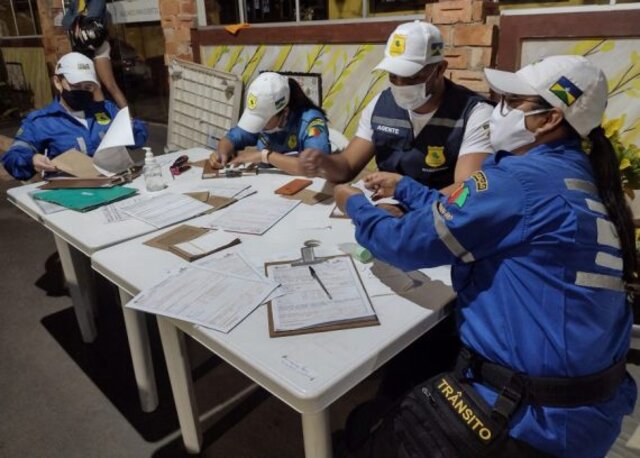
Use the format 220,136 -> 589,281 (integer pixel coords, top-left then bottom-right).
127,259 -> 279,333
201,197 -> 299,235
120,193 -> 212,228
169,230 -> 240,261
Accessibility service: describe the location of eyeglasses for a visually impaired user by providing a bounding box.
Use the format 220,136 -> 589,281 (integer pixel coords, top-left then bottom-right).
170,155 -> 191,178
499,94 -> 554,117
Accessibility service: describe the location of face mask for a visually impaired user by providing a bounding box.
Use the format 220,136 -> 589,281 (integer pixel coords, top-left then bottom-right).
60,89 -> 94,111
489,103 -> 552,152
390,82 -> 432,111
263,111 -> 287,134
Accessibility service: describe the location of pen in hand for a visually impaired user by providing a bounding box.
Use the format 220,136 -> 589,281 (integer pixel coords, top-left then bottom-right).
309,266 -> 332,300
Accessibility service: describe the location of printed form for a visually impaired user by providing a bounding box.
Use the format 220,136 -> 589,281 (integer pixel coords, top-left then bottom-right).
127,260 -> 279,333
120,193 -> 212,228
267,256 -> 376,332
201,197 -> 299,235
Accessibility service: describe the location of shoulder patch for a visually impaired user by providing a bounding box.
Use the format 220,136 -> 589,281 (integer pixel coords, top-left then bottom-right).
470,171 -> 488,192
447,184 -> 469,208
436,201 -> 453,221
287,134 -> 297,149
95,112 -> 111,125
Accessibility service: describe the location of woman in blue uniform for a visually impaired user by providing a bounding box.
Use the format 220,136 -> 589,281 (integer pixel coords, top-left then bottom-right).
336,55 -> 637,457
208,72 -> 330,175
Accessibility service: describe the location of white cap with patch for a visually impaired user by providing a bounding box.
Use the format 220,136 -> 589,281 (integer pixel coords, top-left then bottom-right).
484,55 -> 608,137
375,20 -> 444,77
55,52 -> 99,86
237,72 -> 290,134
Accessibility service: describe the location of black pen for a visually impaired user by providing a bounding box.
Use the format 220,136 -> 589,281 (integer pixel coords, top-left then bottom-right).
309,266 -> 332,300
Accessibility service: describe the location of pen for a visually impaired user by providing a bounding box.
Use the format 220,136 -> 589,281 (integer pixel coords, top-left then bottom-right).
309,266 -> 332,300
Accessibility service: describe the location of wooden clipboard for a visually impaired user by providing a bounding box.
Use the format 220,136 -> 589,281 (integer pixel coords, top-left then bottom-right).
264,255 -> 379,338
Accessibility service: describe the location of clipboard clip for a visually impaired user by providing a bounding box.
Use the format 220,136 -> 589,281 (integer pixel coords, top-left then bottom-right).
291,240 -> 324,266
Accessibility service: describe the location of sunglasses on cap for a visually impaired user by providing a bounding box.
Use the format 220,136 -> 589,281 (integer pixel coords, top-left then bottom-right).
170,155 -> 191,178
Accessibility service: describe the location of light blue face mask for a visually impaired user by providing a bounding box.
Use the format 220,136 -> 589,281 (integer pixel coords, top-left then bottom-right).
263,110 -> 287,134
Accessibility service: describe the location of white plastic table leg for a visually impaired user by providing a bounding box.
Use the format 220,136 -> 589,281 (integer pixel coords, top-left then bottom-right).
54,234 -> 97,343
118,289 -> 159,412
302,409 -> 332,458
157,317 -> 202,454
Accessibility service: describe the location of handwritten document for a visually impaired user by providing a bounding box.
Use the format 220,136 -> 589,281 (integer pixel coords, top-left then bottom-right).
173,230 -> 239,257
201,197 -> 299,235
120,192 -> 212,228
98,195 -> 149,223
267,256 -> 376,332
127,263 -> 279,333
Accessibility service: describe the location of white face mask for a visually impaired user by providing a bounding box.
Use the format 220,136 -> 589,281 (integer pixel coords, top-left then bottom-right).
390,82 -> 432,111
489,103 -> 552,152
263,126 -> 284,134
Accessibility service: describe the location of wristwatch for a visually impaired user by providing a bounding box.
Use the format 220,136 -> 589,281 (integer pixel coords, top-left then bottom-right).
261,149 -> 273,164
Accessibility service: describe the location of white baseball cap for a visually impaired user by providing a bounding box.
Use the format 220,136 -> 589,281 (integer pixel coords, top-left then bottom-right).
375,20 -> 444,77
238,72 -> 290,133
484,55 -> 608,137
55,52 -> 99,86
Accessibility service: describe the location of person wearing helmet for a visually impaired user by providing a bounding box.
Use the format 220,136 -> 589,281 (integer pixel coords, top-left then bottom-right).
208,72 -> 331,176
1,52 -> 147,180
62,0 -> 128,109
336,55 -> 637,457
300,21 -> 494,197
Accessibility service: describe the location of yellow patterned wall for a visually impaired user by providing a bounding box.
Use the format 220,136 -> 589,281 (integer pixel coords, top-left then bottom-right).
1,47 -> 52,109
202,43 -> 389,139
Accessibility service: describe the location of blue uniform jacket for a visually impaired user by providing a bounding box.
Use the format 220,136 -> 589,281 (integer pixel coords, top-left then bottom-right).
1,98 -> 148,180
346,139 -> 637,457
225,108 -> 330,155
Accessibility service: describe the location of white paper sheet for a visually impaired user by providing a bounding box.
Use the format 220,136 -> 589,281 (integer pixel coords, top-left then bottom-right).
96,107 -> 135,152
127,264 -> 279,333
29,191 -> 66,214
193,182 -> 251,199
120,192 -> 212,228
97,195 -> 150,224
200,197 -> 299,235
173,230 -> 238,256
267,256 -> 376,332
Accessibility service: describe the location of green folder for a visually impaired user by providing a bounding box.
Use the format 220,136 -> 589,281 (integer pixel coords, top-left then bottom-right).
32,186 -> 138,212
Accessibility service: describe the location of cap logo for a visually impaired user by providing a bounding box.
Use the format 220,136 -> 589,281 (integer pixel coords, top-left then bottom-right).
275,96 -> 287,111
247,93 -> 257,110
549,76 -> 583,107
389,34 -> 406,57
77,63 -> 91,71
430,42 -> 443,57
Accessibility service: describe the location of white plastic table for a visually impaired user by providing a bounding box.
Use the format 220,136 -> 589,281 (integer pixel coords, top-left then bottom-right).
6,147 -> 214,412
92,172 -> 454,457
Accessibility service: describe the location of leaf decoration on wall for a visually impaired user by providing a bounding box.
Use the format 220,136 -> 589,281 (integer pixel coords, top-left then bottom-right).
241,45 -> 267,84
608,50 -> 640,99
570,39 -> 615,57
272,45 -> 293,72
224,47 -> 245,73
323,45 -> 373,111
206,45 -> 229,68
343,71 -> 387,139
305,44 -> 327,72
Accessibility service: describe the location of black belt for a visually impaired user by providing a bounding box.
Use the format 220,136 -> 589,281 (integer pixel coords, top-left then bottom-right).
455,346 -> 628,414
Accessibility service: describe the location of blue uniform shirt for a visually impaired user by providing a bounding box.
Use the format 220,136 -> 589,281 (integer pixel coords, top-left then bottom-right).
1,98 -> 148,180
225,107 -> 330,155
346,139 -> 636,457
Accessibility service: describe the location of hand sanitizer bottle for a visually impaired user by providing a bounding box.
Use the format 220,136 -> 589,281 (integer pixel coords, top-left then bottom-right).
143,147 -> 165,192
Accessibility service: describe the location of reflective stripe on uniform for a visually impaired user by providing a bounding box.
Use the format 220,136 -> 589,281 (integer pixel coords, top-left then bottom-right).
565,178 -> 597,195
575,271 -> 625,292
595,252 -> 623,271
432,201 -> 475,263
371,116 -> 412,129
586,198 -> 606,215
429,117 -> 463,128
11,140 -> 38,153
596,218 -> 621,249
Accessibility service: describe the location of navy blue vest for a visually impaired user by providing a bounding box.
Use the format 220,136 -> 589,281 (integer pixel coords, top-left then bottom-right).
371,79 -> 487,189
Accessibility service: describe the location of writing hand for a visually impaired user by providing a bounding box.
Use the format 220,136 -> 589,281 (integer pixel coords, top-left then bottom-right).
364,172 -> 403,200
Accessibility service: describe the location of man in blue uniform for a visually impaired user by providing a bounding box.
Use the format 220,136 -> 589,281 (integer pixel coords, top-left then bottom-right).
336,56 -> 637,457
1,52 -> 148,181
208,72 -> 330,175
300,20 -> 493,195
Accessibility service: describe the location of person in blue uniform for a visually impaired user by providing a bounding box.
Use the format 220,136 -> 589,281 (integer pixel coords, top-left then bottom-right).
208,72 -> 330,175
299,20 -> 493,196
335,55 -> 637,457
1,52 -> 148,181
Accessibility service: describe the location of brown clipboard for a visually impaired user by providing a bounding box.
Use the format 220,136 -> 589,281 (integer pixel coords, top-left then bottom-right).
264,254 -> 379,338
